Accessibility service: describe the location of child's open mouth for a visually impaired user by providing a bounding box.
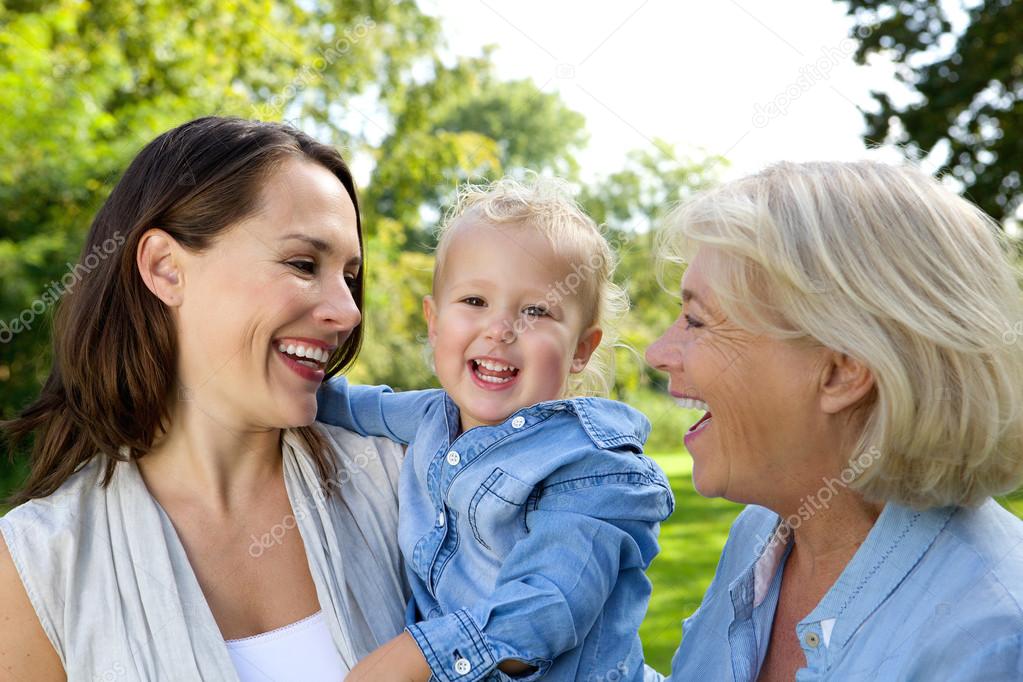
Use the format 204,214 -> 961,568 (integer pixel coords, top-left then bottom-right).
469,358 -> 520,388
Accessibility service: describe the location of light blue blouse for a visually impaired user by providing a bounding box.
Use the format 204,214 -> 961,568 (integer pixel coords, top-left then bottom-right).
648,499 -> 1023,681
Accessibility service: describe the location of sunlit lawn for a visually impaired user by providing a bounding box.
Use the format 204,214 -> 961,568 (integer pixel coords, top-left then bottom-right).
640,453 -> 741,673
1,455 -> 1020,675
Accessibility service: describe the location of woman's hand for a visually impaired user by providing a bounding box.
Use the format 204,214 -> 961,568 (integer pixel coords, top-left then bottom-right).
346,631 -> 431,682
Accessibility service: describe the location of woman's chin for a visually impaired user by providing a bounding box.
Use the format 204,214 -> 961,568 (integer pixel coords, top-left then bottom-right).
690,464 -> 726,499
274,397 -> 318,430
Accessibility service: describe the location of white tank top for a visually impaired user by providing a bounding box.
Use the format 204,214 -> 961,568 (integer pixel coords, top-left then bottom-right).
0,426 -> 409,680
227,611 -> 348,681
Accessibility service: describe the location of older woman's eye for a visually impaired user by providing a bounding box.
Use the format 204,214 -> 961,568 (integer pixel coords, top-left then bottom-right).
683,314 -> 704,330
288,260 -> 316,274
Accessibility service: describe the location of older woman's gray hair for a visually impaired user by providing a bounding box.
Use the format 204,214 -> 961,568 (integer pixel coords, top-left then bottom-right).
657,160 -> 1023,509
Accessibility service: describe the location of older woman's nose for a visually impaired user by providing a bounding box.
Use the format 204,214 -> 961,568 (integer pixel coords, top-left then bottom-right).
645,330 -> 677,372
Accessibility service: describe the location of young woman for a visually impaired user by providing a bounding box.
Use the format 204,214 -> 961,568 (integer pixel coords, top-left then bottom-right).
0,117 -> 408,681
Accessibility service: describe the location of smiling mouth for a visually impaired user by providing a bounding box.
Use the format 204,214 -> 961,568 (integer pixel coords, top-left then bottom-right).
688,410 -> 713,433
276,342 -> 329,370
470,358 -> 519,384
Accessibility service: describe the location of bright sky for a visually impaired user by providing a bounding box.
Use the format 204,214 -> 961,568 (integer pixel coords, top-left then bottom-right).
423,0 -> 905,182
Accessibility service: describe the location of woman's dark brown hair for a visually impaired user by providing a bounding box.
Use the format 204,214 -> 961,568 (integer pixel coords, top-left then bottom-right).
3,116 -> 364,505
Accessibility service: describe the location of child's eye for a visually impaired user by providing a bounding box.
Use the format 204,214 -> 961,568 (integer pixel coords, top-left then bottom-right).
461,296 -> 486,307
288,260 -> 316,275
523,305 -> 549,318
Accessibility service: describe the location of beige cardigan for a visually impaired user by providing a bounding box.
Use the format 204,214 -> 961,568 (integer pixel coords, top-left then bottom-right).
0,425 -> 408,681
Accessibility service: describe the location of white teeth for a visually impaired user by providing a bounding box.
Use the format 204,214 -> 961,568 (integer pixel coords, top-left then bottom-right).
478,373 -> 512,383
477,359 -> 515,372
675,397 -> 710,411
276,342 -> 328,366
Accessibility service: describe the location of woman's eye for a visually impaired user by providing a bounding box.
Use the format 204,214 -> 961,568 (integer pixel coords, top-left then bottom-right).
683,314 -> 704,330
344,273 -> 359,289
461,297 -> 485,307
523,305 -> 549,318
288,260 -> 316,274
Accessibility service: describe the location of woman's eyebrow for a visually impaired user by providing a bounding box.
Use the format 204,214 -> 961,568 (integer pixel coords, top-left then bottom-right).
681,288 -> 703,306
280,233 -> 331,253
279,233 -> 362,268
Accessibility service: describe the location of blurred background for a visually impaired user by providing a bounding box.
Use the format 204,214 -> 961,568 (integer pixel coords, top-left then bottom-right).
2,0 -> 1021,670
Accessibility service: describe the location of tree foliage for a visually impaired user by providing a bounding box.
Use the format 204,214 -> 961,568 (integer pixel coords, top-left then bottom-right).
365,50 -> 587,246
579,141 -> 724,400
0,1 -> 717,495
842,0 -> 1023,224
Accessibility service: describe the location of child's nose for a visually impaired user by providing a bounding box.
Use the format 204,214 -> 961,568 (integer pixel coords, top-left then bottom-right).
484,312 -> 517,344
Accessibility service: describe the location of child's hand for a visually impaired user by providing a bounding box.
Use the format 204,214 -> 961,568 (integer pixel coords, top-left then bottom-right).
346,631 -> 431,682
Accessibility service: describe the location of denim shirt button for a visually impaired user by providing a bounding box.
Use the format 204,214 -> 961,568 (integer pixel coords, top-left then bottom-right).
446,450 -> 461,466
804,631 -> 821,648
454,657 -> 471,675
437,510 -> 446,527
511,416 -> 526,428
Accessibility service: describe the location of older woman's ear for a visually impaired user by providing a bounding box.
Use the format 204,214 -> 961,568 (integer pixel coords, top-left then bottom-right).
819,352 -> 875,415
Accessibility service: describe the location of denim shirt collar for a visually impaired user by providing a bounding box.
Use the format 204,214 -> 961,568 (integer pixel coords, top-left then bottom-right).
439,394 -> 651,451
726,502 -> 957,648
802,502 -> 956,649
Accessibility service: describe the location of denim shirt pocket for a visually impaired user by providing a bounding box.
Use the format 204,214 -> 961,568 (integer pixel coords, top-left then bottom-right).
468,467 -> 535,555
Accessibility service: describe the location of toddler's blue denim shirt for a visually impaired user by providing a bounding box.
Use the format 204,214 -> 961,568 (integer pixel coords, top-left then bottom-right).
317,377 -> 674,681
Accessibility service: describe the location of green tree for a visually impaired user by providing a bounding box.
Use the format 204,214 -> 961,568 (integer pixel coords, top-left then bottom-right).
841,0 -> 1023,224
0,1 -> 598,499
0,0 -> 440,418
579,141 -> 724,412
365,49 -> 587,247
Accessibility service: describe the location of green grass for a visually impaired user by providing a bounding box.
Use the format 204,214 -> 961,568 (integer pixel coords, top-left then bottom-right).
640,453 -> 741,672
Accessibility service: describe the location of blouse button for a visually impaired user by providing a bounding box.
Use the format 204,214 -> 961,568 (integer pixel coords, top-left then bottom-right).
804,631 -> 821,648
437,511 -> 446,527
446,450 -> 461,466
511,416 -> 526,428
454,657 -> 472,675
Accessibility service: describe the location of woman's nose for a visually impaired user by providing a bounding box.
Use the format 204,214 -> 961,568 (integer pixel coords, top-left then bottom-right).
645,331 -> 677,372
314,275 -> 362,332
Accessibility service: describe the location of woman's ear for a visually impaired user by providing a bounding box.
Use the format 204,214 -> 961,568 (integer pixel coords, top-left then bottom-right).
570,326 -> 603,373
422,295 -> 437,346
820,351 -> 875,414
136,229 -> 184,307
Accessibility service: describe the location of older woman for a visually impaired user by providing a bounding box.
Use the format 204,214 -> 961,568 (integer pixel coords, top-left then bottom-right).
0,118 -> 407,680
645,162 -> 1023,680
